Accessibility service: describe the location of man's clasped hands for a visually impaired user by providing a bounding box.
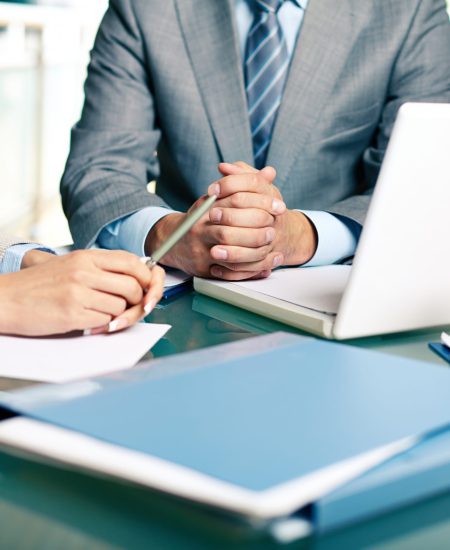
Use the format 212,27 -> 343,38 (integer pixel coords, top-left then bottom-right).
147,161 -> 318,281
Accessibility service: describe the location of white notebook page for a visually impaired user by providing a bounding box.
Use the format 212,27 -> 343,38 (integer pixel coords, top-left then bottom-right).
233,265 -> 352,315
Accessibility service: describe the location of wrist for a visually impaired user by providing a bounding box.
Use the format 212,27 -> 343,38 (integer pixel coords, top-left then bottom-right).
0,275 -> 18,334
145,212 -> 185,267
21,249 -> 53,269
282,211 -> 318,266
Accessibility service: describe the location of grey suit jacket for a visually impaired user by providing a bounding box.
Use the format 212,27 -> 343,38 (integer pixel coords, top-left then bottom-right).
61,0 -> 450,249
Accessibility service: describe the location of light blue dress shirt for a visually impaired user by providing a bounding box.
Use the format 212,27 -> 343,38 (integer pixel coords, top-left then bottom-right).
97,0 -> 361,266
0,243 -> 55,274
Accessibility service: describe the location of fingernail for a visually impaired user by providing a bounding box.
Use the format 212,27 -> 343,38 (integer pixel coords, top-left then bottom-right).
210,208 -> 222,223
261,270 -> 272,278
83,329 -> 92,336
272,199 -> 286,214
208,183 -> 220,197
108,318 -> 129,333
140,256 -> 151,264
213,247 -> 228,260
272,255 -> 283,268
144,299 -> 157,316
211,267 -> 223,278
266,228 -> 275,243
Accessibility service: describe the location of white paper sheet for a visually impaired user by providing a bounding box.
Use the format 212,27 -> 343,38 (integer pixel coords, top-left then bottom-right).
233,265 -> 352,315
441,331 -> 450,349
0,323 -> 171,383
164,268 -> 191,289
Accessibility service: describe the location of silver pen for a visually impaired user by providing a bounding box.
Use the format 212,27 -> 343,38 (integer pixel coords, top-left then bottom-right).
144,194 -> 217,268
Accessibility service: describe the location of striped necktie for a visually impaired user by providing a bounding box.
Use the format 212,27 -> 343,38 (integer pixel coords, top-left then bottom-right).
244,0 -> 290,169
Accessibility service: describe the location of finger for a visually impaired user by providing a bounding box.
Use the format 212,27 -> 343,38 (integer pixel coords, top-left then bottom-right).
211,251 -> 284,271
209,206 -> 275,228
208,173 -> 275,199
143,265 -> 165,315
80,310 -> 113,335
84,289 -> 128,318
219,162 -> 277,183
92,250 -> 152,290
209,226 -> 275,249
108,303 -> 144,333
214,192 -> 286,215
218,162 -> 257,176
210,265 -> 272,281
88,271 -> 145,306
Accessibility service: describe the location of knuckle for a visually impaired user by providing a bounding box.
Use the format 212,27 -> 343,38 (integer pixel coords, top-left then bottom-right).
230,192 -> 244,208
227,248 -> 242,263
217,226 -> 229,243
263,212 -> 274,225
69,268 -> 85,284
129,280 -> 143,303
223,209 -> 235,226
255,245 -> 271,261
256,229 -> 269,246
116,297 -> 127,314
263,196 -> 273,211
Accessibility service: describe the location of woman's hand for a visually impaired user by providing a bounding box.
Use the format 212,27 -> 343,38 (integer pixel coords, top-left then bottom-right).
0,250 -> 165,337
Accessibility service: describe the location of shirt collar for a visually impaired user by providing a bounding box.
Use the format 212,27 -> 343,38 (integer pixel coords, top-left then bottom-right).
292,0 -> 308,9
245,0 -> 308,11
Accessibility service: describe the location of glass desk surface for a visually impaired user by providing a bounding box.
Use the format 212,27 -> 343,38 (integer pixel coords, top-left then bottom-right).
0,290 -> 449,549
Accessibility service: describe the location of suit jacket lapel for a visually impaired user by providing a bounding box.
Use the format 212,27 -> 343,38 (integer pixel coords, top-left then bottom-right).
267,0 -> 359,188
175,0 -> 254,165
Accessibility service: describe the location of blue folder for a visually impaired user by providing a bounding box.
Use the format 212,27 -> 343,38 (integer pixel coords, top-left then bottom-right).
1,332 -> 450,533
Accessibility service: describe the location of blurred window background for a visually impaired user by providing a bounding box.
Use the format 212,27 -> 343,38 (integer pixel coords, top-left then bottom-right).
0,1 -> 449,247
0,0 -> 107,246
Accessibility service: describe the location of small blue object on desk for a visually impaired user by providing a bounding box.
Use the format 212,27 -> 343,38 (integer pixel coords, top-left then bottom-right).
162,279 -> 192,299
429,343 -> 450,365
428,332 -> 450,365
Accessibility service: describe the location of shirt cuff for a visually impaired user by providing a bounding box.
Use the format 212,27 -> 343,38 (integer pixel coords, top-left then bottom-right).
96,207 -> 178,257
0,243 -> 56,274
300,210 -> 362,267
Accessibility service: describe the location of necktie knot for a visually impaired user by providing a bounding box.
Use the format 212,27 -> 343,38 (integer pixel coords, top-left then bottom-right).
254,0 -> 285,14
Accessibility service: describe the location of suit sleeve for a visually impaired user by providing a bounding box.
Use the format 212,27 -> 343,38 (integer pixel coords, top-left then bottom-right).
61,0 -> 168,249
329,0 -> 450,224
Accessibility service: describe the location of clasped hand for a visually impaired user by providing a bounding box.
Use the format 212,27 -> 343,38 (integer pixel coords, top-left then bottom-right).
148,161 -> 317,280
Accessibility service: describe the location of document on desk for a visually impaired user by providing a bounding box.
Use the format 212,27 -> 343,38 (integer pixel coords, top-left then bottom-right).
234,265 -> 351,314
0,323 -> 171,383
2,333 -> 450,524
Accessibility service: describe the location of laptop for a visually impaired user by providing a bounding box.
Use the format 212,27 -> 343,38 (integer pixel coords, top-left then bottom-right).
194,103 -> 450,339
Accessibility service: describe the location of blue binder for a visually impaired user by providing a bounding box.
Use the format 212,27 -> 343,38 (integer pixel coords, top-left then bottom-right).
0,332 -> 450,534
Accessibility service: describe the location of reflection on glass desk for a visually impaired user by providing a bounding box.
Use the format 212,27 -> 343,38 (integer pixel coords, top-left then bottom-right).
0,290 -> 449,549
